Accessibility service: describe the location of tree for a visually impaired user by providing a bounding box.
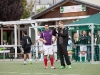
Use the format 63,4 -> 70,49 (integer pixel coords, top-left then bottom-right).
0,0 -> 23,21
36,6 -> 46,13
0,0 -> 34,21
21,0 -> 33,19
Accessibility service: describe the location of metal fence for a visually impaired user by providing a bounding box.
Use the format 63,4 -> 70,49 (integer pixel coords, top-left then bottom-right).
0,24 -> 100,62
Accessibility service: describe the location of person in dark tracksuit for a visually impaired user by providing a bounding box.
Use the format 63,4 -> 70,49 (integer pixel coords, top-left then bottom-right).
22,31 -> 32,65
87,32 -> 91,62
53,21 -> 71,69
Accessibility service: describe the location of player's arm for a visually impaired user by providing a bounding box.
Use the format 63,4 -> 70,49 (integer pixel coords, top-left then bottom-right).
29,37 -> 32,45
39,38 -> 47,44
52,28 -> 57,36
39,32 -> 47,43
52,36 -> 57,44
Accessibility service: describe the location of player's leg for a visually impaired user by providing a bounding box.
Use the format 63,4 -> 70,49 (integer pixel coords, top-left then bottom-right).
68,50 -> 72,61
40,51 -> 44,61
39,46 -> 44,61
54,52 -> 57,61
54,46 -> 57,61
83,45 -> 87,62
43,45 -> 48,69
61,44 -> 71,69
57,44 -> 66,69
23,49 -> 27,65
80,45 -> 83,62
27,47 -> 32,64
49,45 -> 55,69
87,46 -> 91,62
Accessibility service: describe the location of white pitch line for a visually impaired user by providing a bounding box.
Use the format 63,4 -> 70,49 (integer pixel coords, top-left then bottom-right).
7,72 -> 18,73
35,73 -> 53,75
35,73 -> 59,75
21,73 -> 30,74
0,72 -> 31,75
0,72 -> 17,73
64,74 -> 80,75
52,74 -> 59,75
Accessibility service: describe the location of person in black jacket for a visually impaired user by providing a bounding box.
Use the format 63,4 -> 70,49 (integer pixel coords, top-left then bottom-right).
22,31 -> 32,65
54,21 -> 71,69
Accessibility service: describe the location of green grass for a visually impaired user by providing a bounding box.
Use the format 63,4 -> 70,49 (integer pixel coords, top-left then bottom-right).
0,61 -> 100,75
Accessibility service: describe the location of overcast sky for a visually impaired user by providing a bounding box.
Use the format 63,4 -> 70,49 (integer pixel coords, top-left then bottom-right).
80,0 -> 100,6
27,0 -> 100,6
27,0 -> 62,5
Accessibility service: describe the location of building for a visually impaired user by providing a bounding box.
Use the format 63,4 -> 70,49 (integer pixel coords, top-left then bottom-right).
30,0 -> 100,42
1,0 -> 100,45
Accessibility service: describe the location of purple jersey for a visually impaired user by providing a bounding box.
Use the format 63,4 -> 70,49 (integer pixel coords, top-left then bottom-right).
40,30 -> 53,45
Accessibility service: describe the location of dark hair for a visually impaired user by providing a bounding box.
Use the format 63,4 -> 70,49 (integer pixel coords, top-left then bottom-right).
23,31 -> 27,35
45,23 -> 49,27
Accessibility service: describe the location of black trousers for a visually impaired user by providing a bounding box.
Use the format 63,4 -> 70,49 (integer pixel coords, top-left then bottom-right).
57,44 -> 71,66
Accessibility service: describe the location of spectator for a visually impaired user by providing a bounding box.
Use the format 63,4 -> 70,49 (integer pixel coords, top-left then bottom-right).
79,31 -> 88,62
87,32 -> 91,62
73,33 -> 80,62
67,36 -> 72,61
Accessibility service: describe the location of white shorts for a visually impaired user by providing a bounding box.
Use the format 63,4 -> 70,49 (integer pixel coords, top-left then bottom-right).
39,46 -> 43,51
53,45 -> 57,52
43,45 -> 53,55
80,45 -> 87,51
38,45 -> 43,51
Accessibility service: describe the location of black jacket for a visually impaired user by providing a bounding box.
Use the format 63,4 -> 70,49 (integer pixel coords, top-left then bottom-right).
54,27 -> 68,45
22,36 -> 32,48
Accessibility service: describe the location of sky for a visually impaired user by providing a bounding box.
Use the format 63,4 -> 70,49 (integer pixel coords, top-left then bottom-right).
80,0 -> 100,6
27,0 -> 62,5
27,0 -> 100,6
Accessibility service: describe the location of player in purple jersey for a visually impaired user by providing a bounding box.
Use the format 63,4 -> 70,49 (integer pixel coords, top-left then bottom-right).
40,23 -> 56,69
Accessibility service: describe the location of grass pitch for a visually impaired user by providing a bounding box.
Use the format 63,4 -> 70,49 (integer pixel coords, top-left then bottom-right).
0,61 -> 100,75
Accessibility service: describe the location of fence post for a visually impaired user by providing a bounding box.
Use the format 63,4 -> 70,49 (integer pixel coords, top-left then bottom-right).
35,22 -> 38,59
91,23 -> 94,62
14,24 -> 17,58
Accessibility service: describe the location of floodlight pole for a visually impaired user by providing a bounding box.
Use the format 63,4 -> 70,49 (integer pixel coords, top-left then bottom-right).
14,24 -> 17,58
91,24 -> 94,63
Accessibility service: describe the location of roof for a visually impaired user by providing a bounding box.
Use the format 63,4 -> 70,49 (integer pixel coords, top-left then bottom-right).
31,0 -> 100,19
72,12 -> 100,24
